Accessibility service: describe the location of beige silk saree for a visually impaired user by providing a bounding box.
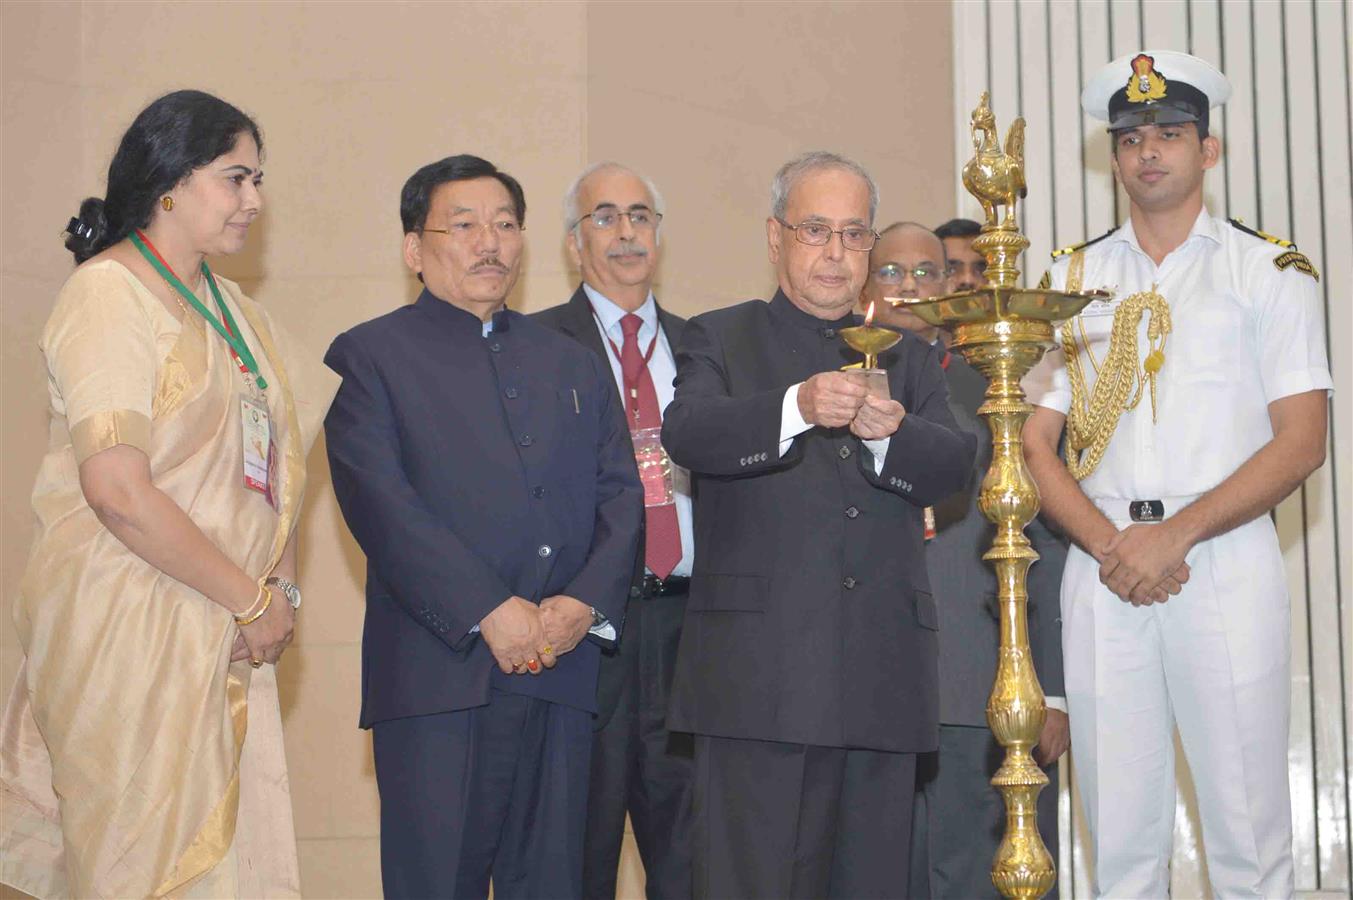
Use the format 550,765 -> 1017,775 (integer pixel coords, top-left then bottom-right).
0,261 -> 337,898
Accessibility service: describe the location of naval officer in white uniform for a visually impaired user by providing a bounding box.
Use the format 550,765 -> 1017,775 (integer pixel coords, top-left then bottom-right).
1022,50 -> 1332,898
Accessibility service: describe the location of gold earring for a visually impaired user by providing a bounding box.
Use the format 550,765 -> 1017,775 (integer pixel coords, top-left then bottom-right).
161,196 -> 174,212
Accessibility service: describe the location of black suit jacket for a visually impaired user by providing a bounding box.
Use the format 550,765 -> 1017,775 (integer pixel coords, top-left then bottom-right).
661,293 -> 977,752
532,285 -> 688,728
925,351 -> 1068,727
324,292 -> 642,728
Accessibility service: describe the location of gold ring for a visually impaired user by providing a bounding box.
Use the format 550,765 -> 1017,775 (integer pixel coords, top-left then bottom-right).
540,645 -> 554,655
250,658 -> 263,669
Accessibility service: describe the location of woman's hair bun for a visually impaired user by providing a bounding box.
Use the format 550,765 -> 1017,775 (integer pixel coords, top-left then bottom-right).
64,197 -> 110,263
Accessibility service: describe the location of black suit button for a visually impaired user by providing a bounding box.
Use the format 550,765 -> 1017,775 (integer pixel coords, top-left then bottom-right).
505,387 -> 519,399
842,576 -> 857,590
845,506 -> 859,519
630,585 -> 642,599
538,544 -> 553,558
489,342 -> 502,353
838,446 -> 852,459
519,435 -> 534,447
532,486 -> 546,498
822,327 -> 836,339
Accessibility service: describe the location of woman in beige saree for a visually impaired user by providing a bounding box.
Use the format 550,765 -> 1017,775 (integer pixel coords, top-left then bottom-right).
0,91 -> 336,898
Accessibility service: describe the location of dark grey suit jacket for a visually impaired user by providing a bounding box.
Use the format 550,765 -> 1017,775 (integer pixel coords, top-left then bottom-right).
926,350 -> 1067,727
531,285 -> 687,728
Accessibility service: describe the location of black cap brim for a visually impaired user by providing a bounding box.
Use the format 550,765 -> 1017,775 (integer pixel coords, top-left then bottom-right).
1108,104 -> 1200,131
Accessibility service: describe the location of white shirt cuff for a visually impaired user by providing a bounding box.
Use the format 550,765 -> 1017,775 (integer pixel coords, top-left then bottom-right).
779,384 -> 813,456
589,617 -> 616,641
862,437 -> 889,475
1045,696 -> 1067,713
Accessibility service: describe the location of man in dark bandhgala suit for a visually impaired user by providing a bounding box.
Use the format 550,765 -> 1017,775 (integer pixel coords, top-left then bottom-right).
661,151 -> 977,899
534,162 -> 694,900
323,154 -> 642,900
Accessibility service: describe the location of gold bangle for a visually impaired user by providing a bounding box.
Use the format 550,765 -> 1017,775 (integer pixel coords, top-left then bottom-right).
235,586 -> 272,626
234,583 -> 267,621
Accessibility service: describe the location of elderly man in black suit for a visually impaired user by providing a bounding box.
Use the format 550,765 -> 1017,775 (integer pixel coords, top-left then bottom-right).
661,151 -> 976,899
860,221 -> 1070,899
324,155 -> 642,899
534,162 -> 693,900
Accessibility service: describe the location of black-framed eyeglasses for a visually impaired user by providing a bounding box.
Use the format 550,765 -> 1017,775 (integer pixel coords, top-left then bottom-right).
775,218 -> 878,251
873,262 -> 946,285
421,220 -> 524,239
572,207 -> 662,231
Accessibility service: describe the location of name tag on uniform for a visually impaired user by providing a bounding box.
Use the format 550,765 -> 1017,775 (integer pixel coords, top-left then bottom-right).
631,426 -> 675,508
1078,293 -> 1122,318
241,396 -> 275,503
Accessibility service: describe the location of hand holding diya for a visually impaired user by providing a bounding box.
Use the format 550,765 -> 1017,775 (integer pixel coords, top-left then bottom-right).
839,300 -> 901,400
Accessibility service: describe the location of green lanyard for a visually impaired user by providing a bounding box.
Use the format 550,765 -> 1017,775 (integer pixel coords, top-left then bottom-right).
130,230 -> 268,390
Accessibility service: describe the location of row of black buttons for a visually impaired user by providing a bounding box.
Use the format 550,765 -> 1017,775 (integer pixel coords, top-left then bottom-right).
492,348 -> 554,569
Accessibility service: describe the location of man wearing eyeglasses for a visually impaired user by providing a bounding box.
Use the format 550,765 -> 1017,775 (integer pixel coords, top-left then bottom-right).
534,162 -> 693,900
324,154 -> 642,898
861,223 -> 1070,898
661,152 -> 976,899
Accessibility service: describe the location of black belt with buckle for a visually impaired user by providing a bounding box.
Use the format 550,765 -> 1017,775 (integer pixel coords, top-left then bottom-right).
641,574 -> 690,598
1129,500 -> 1165,523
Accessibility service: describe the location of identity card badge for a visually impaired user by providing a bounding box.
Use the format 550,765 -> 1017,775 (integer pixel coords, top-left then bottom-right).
241,396 -> 272,496
631,426 -> 675,508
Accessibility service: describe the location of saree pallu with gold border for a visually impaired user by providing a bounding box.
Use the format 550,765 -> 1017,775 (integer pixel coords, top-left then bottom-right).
0,261 -> 336,898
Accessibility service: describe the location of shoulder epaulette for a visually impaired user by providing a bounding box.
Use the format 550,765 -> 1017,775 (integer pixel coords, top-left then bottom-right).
1051,226 -> 1118,259
1227,217 -> 1296,249
1229,218 -> 1320,280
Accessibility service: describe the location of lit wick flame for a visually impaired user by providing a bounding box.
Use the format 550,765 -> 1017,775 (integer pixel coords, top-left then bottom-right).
864,300 -> 876,328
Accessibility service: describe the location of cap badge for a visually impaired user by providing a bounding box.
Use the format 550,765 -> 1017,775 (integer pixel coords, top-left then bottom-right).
1125,53 -> 1168,104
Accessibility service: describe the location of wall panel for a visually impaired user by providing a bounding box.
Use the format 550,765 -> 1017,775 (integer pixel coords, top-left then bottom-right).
951,1 -> 1351,894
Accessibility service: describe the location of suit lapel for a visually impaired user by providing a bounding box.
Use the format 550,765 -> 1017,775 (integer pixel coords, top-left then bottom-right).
560,286 -> 622,412
656,305 -> 685,351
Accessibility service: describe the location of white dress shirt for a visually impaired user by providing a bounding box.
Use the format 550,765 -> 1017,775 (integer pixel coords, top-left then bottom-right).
1024,207 -> 1333,502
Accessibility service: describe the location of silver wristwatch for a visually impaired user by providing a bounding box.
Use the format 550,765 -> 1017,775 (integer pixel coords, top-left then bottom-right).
265,575 -> 302,610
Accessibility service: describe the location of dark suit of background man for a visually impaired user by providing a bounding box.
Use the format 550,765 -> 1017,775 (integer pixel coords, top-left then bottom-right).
661,151 -> 977,899
323,155 -> 642,900
533,162 -> 694,900
859,221 -> 1070,899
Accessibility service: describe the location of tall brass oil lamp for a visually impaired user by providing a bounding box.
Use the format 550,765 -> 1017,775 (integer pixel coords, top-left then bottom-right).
897,92 -> 1095,899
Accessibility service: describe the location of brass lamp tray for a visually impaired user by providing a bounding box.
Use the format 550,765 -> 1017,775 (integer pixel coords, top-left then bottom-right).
897,288 -> 1103,327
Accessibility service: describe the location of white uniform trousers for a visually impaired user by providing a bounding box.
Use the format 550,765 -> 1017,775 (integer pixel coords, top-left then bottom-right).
1063,498 -> 1294,898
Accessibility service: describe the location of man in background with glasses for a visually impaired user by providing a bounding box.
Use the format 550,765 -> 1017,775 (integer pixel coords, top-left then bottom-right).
860,222 -> 1070,898
534,162 -> 694,900
661,152 -> 975,898
324,154 -> 642,898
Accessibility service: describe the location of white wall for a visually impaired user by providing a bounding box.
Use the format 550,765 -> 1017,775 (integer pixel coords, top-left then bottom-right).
950,0 -> 1352,896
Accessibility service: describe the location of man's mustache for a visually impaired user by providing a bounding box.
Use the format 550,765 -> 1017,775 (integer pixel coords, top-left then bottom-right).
471,258 -> 509,273
607,241 -> 649,259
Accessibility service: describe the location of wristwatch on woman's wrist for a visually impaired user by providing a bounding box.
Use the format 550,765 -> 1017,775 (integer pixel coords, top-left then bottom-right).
265,576 -> 302,610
